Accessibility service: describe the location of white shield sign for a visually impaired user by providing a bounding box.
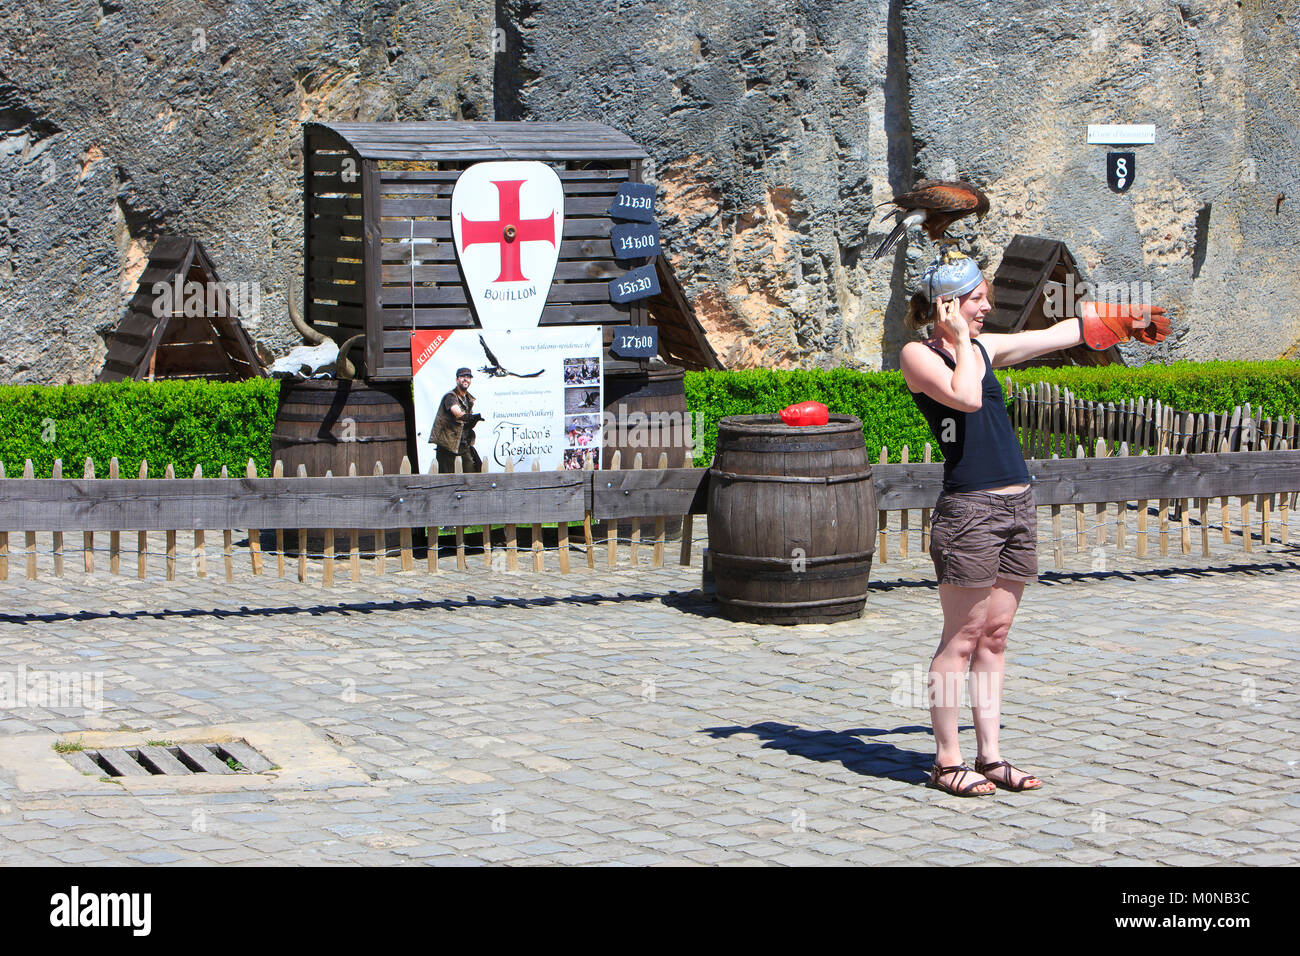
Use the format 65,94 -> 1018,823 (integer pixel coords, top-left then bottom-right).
451,161 -> 565,330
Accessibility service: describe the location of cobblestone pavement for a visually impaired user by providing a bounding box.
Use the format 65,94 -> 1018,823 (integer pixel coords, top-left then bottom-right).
0,505 -> 1297,866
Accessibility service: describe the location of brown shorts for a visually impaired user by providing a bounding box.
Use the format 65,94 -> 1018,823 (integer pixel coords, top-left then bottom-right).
929,487 -> 1038,588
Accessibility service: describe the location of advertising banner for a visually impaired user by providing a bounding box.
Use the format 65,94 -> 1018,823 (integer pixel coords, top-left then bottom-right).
412,327 -> 604,474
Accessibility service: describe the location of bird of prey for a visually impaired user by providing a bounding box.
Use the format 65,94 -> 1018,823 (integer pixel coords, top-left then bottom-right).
871,180 -> 990,261
578,390 -> 600,409
478,334 -> 544,378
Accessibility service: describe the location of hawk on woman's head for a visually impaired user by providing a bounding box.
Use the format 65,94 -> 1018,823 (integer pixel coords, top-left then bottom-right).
872,180 -> 990,261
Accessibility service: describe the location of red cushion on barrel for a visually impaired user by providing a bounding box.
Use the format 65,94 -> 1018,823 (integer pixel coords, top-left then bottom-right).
779,401 -> 829,426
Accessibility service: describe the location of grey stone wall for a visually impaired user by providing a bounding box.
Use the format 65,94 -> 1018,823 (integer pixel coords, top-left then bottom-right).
0,0 -> 491,384
0,0 -> 1295,385
901,0 -> 1300,366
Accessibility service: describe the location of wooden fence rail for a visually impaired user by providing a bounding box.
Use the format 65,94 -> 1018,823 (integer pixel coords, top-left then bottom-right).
1,446 -> 1296,584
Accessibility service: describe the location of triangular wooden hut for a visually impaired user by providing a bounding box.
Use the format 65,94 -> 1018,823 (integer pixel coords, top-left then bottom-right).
646,255 -> 721,371
984,234 -> 1124,367
98,236 -> 265,382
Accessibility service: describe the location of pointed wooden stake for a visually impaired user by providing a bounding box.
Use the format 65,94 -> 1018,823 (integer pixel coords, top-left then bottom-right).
82,458 -> 95,574
138,459 -> 149,579
109,458 -> 121,575
220,465 -> 234,582
373,461 -> 385,575
531,459 -> 545,572
165,463 -> 177,581
247,459 -> 263,575
51,459 -> 64,577
350,463 -> 363,582
296,463 -> 308,583
192,464 -> 206,578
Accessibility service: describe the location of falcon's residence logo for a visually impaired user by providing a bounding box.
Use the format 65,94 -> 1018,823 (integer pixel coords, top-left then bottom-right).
1043,275 -> 1154,320
50,887 -> 151,936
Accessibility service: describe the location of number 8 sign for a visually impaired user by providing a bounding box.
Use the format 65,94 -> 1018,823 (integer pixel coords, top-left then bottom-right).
1107,151 -> 1135,194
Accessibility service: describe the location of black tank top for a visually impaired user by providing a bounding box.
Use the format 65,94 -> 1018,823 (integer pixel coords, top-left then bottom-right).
907,338 -> 1031,493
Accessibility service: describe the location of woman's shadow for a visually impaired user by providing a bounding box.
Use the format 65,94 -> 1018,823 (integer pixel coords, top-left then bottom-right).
704,720 -> 971,784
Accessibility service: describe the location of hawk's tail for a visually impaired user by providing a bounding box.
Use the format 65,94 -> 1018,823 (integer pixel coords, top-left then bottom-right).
872,210 -> 925,261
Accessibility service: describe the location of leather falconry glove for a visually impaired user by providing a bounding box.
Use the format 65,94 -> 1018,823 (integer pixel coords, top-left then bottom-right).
1080,301 -> 1170,350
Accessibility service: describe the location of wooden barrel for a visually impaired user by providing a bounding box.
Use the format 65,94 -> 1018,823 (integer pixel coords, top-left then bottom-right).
602,361 -> 693,471
271,378 -> 416,553
271,378 -> 414,477
706,414 -> 877,624
599,361 -> 692,538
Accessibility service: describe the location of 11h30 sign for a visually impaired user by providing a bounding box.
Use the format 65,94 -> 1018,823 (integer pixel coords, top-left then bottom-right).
452,161 -> 565,329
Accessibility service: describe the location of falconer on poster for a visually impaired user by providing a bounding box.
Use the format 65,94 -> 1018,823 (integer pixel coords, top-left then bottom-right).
430,366 -> 483,474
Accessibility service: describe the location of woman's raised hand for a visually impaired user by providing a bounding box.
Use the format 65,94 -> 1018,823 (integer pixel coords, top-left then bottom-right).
936,297 -> 969,340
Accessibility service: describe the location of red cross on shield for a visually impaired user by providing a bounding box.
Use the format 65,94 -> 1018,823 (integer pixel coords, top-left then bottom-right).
451,161 -> 565,330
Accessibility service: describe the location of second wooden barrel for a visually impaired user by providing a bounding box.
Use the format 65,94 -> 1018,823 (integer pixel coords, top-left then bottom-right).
600,361 -> 693,539
270,378 -> 416,553
271,378 -> 414,478
602,361 -> 693,472
706,414 -> 877,625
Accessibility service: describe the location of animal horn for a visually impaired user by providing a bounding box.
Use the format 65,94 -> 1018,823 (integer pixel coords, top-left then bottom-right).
335,334 -> 365,381
286,276 -> 328,346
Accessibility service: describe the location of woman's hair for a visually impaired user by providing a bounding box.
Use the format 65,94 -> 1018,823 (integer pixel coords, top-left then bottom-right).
904,278 -> 995,332
904,292 -> 936,332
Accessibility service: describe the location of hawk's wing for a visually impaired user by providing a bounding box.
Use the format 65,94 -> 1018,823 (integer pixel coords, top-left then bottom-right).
893,180 -> 986,213
478,334 -> 503,368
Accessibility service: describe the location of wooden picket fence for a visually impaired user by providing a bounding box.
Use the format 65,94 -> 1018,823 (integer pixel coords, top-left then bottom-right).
0,450 -> 703,586
1,442 -> 1297,587
1010,382 -> 1297,460
870,441 -> 1297,571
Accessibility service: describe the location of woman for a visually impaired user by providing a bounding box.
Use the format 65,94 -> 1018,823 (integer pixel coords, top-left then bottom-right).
899,255 -> 1166,796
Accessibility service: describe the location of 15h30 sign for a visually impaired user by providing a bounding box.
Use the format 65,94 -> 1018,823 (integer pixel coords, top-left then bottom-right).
452,161 -> 565,330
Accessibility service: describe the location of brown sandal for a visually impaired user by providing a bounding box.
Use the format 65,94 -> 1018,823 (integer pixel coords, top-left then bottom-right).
974,758 -> 1043,791
928,762 -> 996,796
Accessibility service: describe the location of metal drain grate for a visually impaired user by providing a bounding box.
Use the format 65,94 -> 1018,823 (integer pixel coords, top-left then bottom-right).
63,741 -> 275,777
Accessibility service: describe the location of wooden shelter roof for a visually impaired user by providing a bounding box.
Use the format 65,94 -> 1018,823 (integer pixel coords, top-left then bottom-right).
984,234 -> 1124,368
306,121 -> 649,162
645,256 -> 722,371
98,236 -> 264,383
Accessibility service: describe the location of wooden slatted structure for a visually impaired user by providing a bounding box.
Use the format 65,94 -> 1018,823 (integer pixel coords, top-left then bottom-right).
302,121 -> 717,381
984,235 -> 1124,368
647,255 -> 721,371
98,236 -> 264,382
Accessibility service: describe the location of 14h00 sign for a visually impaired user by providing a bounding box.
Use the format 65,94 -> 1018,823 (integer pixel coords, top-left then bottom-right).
451,161 -> 565,330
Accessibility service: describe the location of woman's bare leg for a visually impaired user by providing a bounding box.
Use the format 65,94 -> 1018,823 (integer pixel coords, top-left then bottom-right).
931,583 -> 996,792
970,577 -> 1040,788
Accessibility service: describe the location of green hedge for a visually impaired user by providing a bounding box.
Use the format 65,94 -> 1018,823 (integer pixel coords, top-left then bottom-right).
0,379 -> 281,479
684,360 -> 1300,464
998,361 -> 1300,419
0,360 -> 1295,476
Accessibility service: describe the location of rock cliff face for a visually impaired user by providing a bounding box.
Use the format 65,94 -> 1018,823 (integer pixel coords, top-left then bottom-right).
0,0 -> 492,383
0,0 -> 1295,384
